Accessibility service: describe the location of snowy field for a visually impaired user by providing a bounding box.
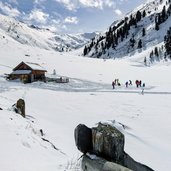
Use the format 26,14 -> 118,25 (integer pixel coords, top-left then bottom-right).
0,33 -> 171,171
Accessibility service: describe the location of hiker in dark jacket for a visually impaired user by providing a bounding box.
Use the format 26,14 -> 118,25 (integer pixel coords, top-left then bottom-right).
112,81 -> 115,89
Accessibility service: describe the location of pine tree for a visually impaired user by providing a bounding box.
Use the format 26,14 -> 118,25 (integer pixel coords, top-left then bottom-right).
142,28 -> 146,36
162,6 -> 167,21
129,14 -> 133,26
136,10 -> 142,22
155,21 -> 159,31
101,41 -> 104,49
138,39 -> 142,48
164,27 -> 171,58
130,37 -> 135,48
154,47 -> 159,60
83,46 -> 87,56
143,10 -> 146,17
112,43 -> 116,49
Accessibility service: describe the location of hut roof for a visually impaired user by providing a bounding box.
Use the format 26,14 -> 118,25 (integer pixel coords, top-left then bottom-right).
25,62 -> 46,71
13,61 -> 47,72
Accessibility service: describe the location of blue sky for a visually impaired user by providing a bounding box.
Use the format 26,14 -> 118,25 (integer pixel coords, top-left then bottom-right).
0,0 -> 145,33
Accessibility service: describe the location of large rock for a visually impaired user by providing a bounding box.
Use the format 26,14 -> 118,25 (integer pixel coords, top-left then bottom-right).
82,155 -> 132,171
75,123 -> 154,171
16,99 -> 25,118
74,124 -> 92,154
92,123 -> 125,162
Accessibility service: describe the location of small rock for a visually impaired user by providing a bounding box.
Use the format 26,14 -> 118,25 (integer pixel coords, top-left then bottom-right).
14,99 -> 25,118
40,129 -> 44,136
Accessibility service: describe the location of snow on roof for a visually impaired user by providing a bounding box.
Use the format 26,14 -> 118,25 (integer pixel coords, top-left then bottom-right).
11,70 -> 31,75
25,62 -> 46,71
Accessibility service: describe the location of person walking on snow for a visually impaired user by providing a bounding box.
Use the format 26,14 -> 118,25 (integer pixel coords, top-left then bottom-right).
135,80 -> 139,88
125,81 -> 128,88
129,80 -> 132,85
141,83 -> 145,95
112,81 -> 115,89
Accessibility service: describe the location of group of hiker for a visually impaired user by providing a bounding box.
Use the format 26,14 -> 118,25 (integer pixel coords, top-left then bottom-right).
112,79 -> 145,89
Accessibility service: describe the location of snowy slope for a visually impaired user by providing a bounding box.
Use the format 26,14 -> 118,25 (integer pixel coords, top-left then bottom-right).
0,13 -> 97,52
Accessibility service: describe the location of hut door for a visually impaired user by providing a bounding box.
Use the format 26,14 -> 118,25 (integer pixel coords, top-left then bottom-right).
31,74 -> 34,82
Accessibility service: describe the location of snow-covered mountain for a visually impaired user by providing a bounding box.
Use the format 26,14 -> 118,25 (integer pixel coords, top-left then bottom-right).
84,0 -> 171,61
0,13 -> 98,52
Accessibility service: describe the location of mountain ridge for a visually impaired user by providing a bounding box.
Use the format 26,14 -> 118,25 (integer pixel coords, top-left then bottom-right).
0,13 -> 98,52
83,0 -> 171,63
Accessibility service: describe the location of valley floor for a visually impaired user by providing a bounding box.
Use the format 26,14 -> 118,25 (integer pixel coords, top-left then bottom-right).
0,75 -> 171,171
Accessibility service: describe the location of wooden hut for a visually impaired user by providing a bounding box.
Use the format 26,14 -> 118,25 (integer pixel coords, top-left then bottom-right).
8,61 -> 47,83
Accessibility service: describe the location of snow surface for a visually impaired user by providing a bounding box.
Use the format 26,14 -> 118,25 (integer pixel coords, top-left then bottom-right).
0,7 -> 171,171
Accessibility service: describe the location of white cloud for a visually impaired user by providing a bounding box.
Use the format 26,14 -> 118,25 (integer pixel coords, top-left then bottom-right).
54,0 -> 76,11
28,9 -> 49,24
64,16 -> 79,24
79,0 -> 103,9
79,0 -> 115,9
54,0 -> 116,11
0,2 -> 20,17
34,0 -> 46,4
114,8 -> 123,17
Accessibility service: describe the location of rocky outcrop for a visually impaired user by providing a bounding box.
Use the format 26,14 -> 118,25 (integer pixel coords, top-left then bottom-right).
74,124 -> 92,154
74,123 -> 154,171
13,99 -> 25,118
92,123 -> 124,162
82,155 -> 132,171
